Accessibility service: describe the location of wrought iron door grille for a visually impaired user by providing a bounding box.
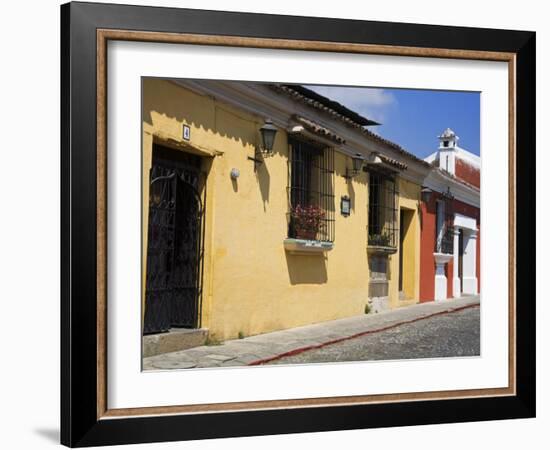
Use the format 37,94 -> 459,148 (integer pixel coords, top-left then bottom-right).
143,146 -> 206,335
287,139 -> 335,242
367,170 -> 398,248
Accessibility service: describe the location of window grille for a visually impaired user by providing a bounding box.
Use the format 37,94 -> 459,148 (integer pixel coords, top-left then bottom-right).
435,192 -> 454,254
287,139 -> 335,242
367,170 -> 398,248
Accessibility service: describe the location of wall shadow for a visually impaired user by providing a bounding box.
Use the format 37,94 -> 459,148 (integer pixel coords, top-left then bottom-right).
143,78 -> 284,158
255,154 -> 271,210
345,176 -> 356,213
401,206 -> 414,235
143,78 -> 280,209
285,252 -> 328,284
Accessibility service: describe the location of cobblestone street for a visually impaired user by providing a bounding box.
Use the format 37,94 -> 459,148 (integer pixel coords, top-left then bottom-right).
143,296 -> 480,370
266,306 -> 480,365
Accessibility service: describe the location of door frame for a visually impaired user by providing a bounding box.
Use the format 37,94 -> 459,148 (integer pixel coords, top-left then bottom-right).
143,144 -> 207,334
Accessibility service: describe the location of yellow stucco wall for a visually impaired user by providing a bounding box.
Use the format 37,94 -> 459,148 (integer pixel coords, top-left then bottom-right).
142,79 -> 422,340
388,178 -> 421,308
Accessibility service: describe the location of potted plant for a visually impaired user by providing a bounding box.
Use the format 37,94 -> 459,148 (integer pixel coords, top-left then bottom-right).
368,231 -> 392,247
291,204 -> 325,240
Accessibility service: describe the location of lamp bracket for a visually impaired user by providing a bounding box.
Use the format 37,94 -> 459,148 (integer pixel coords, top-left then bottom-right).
248,146 -> 264,171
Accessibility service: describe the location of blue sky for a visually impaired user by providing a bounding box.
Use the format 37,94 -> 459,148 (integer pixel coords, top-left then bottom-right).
306,85 -> 480,158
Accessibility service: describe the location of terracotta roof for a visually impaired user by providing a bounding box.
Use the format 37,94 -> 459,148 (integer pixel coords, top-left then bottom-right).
271,84 -> 379,127
361,128 -> 431,167
436,167 -> 480,192
292,115 -> 346,144
372,152 -> 408,171
271,83 -> 431,168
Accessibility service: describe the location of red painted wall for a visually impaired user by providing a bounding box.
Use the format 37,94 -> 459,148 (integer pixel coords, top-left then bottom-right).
420,194 -> 480,302
477,226 -> 481,293
419,196 -> 436,302
455,158 -> 480,188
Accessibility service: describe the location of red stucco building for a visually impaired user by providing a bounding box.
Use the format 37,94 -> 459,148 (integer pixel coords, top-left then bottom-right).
420,129 -> 480,302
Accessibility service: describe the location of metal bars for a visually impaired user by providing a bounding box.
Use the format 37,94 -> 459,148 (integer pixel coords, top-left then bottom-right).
435,192 -> 454,254
367,170 -> 398,248
143,146 -> 206,335
288,139 -> 335,242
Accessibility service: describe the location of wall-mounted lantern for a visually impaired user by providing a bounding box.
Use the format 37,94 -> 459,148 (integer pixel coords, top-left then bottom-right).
442,186 -> 454,200
248,119 -> 278,169
344,153 -> 365,179
259,119 -> 278,155
421,186 -> 433,203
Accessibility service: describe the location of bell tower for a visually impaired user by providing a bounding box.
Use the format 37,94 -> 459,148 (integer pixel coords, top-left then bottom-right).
438,128 -> 458,175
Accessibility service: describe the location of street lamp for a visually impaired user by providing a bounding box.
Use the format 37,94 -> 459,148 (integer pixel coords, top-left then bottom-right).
345,153 -> 365,179
421,187 -> 433,203
248,119 -> 278,169
259,119 -> 278,154
442,186 -> 454,200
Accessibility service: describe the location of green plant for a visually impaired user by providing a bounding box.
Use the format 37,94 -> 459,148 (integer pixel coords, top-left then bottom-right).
238,331 -> 245,339
364,303 -> 371,314
368,231 -> 392,247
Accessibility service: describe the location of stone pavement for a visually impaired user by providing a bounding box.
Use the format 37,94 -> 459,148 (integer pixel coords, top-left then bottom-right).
268,306 -> 479,364
142,295 -> 480,370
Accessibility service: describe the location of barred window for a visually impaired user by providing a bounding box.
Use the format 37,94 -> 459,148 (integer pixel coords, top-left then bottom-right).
435,193 -> 454,254
288,139 -> 335,242
368,170 -> 398,248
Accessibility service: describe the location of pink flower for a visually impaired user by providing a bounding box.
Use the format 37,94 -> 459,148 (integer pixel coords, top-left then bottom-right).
291,204 -> 325,234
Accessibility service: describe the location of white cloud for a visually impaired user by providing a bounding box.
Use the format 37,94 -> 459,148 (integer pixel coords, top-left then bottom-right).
305,85 -> 396,123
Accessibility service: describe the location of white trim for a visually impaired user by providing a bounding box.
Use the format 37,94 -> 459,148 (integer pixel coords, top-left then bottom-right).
434,252 -> 452,301
455,146 -> 481,168
424,151 -> 438,164
452,227 -> 461,298
461,230 -> 478,295
175,79 -> 430,184
283,238 -> 334,254
454,213 -> 477,231
434,253 -> 453,264
424,169 -> 480,208
287,124 -> 345,149
452,222 -> 478,297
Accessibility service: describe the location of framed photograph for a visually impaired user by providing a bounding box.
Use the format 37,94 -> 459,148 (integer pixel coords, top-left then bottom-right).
61,1 -> 535,447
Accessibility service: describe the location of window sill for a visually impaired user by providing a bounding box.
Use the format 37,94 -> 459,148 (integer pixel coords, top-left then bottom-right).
284,238 -> 334,254
367,245 -> 398,255
433,252 -> 453,264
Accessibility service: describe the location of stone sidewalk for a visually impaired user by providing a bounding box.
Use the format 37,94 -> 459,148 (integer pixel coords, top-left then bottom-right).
143,295 -> 480,370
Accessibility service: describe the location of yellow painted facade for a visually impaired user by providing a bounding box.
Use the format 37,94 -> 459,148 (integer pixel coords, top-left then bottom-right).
389,178 -> 422,308
142,79 -> 423,341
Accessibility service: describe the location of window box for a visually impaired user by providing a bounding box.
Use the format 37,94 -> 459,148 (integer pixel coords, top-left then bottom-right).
433,252 -> 453,264
367,245 -> 398,255
283,238 -> 334,254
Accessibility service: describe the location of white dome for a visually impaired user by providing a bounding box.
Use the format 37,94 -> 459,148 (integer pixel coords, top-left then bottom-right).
439,128 -> 456,139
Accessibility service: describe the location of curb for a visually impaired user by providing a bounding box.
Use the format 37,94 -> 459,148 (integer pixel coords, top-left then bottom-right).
247,302 -> 480,366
